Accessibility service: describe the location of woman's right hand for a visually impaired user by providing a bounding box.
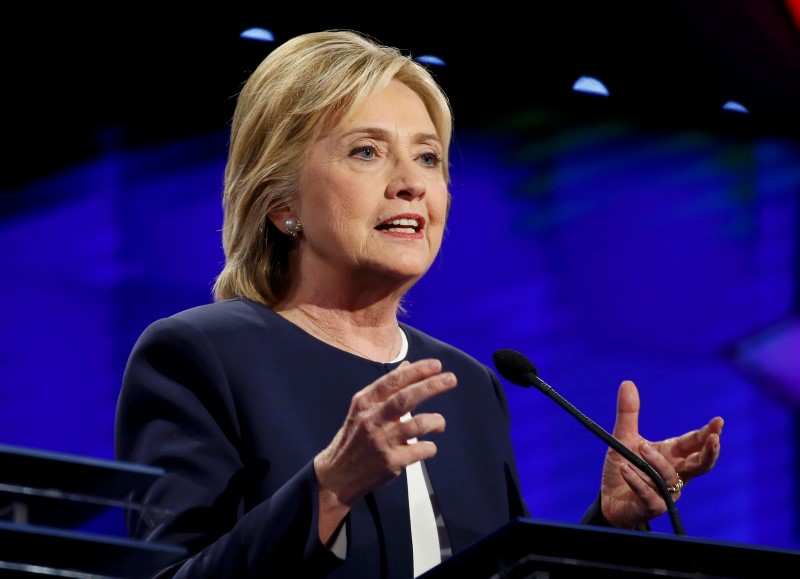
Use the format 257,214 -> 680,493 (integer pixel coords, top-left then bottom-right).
313,359 -> 457,542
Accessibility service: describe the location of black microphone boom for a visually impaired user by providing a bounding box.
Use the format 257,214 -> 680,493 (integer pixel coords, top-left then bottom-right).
492,348 -> 685,536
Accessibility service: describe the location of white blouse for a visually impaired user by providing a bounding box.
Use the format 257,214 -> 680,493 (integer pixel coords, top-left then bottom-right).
329,329 -> 450,577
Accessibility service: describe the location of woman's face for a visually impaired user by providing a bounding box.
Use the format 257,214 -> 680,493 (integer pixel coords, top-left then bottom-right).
288,79 -> 449,291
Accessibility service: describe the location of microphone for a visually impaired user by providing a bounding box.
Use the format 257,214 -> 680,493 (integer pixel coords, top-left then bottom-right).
492,348 -> 685,536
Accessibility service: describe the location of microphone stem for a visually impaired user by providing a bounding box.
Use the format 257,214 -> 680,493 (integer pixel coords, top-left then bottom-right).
533,376 -> 686,536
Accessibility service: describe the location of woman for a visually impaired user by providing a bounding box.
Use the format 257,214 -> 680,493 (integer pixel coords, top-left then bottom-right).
114,29 -> 724,578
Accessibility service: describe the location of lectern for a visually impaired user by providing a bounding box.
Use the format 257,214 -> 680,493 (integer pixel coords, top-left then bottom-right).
421,517 -> 800,578
0,443 -> 186,578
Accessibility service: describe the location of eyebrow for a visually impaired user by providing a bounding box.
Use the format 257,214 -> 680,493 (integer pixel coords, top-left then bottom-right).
340,126 -> 442,146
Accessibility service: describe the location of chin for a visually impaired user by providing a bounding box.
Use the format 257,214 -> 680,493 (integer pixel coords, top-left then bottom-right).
366,261 -> 430,286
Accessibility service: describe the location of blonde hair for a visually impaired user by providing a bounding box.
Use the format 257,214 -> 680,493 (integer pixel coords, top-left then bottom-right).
212,29 -> 453,305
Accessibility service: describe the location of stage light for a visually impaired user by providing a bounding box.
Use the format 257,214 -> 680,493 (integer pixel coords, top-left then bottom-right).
722,100 -> 749,114
415,55 -> 446,67
572,76 -> 610,97
240,28 -> 275,42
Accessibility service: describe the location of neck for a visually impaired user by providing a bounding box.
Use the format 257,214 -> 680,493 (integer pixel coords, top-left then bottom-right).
285,258 -> 418,315
289,303 -> 402,362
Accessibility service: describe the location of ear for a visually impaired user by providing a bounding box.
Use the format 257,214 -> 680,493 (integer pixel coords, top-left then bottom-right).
267,207 -> 294,232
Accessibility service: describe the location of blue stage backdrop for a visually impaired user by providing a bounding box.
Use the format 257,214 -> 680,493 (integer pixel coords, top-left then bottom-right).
1,107 -> 798,550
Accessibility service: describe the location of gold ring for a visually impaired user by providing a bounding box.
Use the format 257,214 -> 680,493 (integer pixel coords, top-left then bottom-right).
666,473 -> 684,494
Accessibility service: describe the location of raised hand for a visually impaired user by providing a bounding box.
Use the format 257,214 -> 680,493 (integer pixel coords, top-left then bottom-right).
600,380 -> 723,529
313,359 -> 457,541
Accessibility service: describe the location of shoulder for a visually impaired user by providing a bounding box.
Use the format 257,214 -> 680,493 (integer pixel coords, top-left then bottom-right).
401,322 -> 512,403
401,323 -> 491,376
133,298 -> 282,351
149,298 -> 274,333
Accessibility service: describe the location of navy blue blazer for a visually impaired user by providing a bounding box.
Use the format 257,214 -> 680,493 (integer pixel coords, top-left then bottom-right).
115,298 -> 600,578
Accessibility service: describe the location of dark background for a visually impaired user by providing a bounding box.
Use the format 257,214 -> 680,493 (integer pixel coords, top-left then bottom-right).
3,1 -> 799,194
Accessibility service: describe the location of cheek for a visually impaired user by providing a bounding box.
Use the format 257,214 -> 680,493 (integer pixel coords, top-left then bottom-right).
428,188 -> 450,228
321,201 -> 374,247
300,186 -> 355,236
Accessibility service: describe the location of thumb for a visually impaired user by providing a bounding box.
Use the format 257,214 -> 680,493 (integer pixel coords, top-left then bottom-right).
611,380 -> 641,440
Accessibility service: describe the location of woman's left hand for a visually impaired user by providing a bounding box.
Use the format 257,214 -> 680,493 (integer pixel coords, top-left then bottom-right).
599,380 -> 724,529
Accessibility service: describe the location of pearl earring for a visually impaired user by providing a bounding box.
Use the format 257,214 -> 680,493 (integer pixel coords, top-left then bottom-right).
283,217 -> 303,237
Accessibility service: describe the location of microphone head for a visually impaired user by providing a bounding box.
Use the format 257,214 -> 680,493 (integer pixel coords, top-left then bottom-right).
492,349 -> 539,387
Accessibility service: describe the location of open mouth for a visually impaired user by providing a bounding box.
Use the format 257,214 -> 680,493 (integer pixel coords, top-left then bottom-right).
376,217 -> 423,234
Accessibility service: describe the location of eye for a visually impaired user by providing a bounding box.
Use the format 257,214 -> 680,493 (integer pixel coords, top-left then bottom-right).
350,145 -> 378,159
420,151 -> 442,167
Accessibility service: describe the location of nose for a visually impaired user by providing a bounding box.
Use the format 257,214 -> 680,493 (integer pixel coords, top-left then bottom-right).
386,157 -> 426,200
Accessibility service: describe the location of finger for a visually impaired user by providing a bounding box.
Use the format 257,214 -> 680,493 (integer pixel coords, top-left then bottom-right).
708,416 -> 725,436
381,414 -> 447,472
611,380 -> 640,440
657,417 -> 725,480
668,416 -> 725,456
640,442 -> 683,492
619,463 -> 666,516
395,438 -> 440,465
620,462 -> 654,496
700,428 -> 722,468
363,359 -> 444,404
679,429 -> 722,478
380,371 -> 457,422
397,412 -> 447,445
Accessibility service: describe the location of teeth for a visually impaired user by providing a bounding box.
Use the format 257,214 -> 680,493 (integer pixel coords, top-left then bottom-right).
387,218 -> 419,227
379,218 -> 420,234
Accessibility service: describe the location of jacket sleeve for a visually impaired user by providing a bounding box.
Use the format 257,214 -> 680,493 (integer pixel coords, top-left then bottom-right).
114,316 -> 342,578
